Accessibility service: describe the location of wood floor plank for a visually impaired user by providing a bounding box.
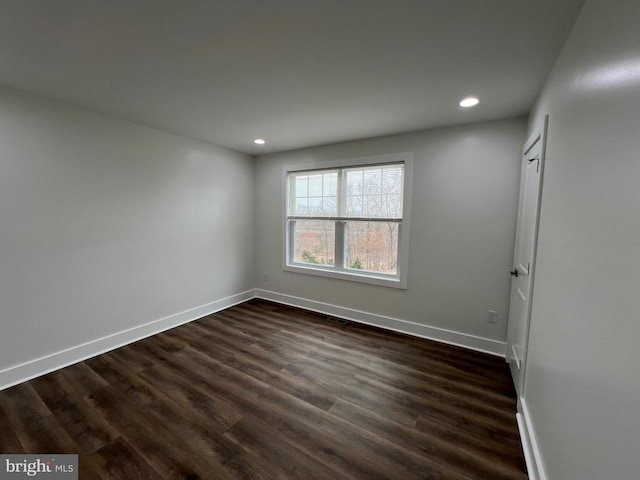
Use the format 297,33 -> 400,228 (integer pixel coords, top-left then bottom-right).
329,397 -> 526,480
0,299 -> 527,479
349,372 -> 519,435
9,414 -> 79,454
223,350 -> 339,411
416,412 -> 526,469
58,362 -> 110,397
224,414 -> 348,480
87,385 -> 235,480
0,405 -> 24,453
31,373 -> 120,454
107,344 -> 157,373
0,384 -> 82,453
140,397 -> 292,480
0,383 -> 51,422
137,362 -> 243,432
84,437 -> 165,480
254,386 -> 475,480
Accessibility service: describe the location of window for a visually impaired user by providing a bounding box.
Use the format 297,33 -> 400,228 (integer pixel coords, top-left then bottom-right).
283,153 -> 412,288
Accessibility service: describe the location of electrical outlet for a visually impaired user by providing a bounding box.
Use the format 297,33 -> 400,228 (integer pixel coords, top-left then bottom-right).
263,272 -> 269,281
488,310 -> 498,324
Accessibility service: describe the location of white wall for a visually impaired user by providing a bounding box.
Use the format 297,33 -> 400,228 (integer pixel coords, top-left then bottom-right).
255,118 -> 526,348
524,1 -> 640,478
0,85 -> 255,379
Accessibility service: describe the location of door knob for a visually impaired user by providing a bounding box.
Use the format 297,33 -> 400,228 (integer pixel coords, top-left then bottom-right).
510,269 -> 519,277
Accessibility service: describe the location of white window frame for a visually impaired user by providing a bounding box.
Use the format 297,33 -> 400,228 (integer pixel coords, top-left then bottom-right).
282,152 -> 413,289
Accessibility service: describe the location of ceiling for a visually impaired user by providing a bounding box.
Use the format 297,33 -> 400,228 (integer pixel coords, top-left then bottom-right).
0,0 -> 584,155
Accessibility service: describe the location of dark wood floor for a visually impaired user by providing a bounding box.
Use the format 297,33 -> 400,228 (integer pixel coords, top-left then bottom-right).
0,299 -> 527,479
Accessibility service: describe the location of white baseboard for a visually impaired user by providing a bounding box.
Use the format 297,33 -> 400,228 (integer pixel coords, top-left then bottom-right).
254,289 -> 506,357
1,288 -> 507,391
517,398 -> 547,480
0,290 -> 255,391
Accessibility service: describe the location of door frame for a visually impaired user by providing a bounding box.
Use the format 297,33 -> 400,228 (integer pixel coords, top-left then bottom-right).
506,115 -> 548,395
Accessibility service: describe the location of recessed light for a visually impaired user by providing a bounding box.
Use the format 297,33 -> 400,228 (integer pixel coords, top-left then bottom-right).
254,138 -> 266,145
459,97 -> 479,108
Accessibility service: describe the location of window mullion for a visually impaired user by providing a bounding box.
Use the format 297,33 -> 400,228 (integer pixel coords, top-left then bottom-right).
337,168 -> 345,217
288,219 -> 296,264
335,220 -> 345,271
288,175 -> 294,215
336,168 -> 346,270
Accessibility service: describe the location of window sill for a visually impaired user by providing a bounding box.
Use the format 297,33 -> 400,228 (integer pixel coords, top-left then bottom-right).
283,263 -> 407,289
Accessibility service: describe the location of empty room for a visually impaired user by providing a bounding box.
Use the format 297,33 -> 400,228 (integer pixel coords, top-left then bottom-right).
0,1 -> 638,479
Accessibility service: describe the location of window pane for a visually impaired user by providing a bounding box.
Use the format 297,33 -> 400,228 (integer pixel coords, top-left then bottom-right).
384,193 -> 402,217
345,170 -> 363,196
382,166 -> 403,195
346,194 -> 363,216
324,174 -> 337,195
343,165 -> 403,218
363,193 -> 381,217
364,169 -> 382,194
295,176 -> 308,197
323,196 -> 337,215
308,196 -> 322,214
290,170 -> 338,216
345,221 -> 398,274
292,220 -> 335,266
308,174 -> 323,196
295,197 -> 308,214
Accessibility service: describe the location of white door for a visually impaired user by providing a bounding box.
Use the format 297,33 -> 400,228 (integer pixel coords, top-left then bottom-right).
507,118 -> 547,394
